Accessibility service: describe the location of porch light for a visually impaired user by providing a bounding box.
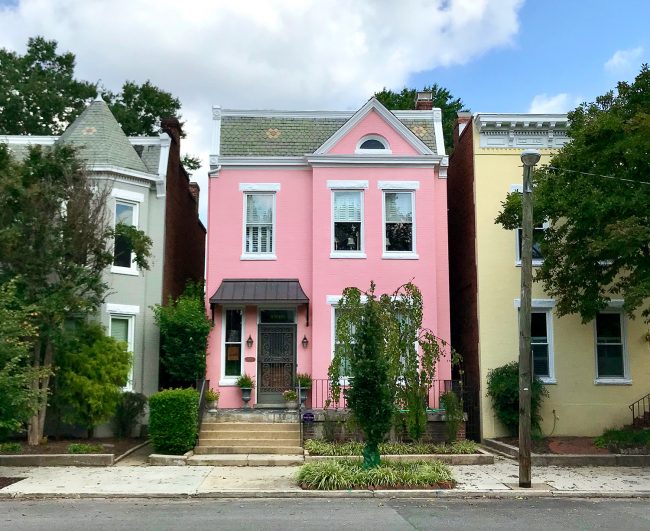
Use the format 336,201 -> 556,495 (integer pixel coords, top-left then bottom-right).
246,335 -> 253,348
302,335 -> 309,348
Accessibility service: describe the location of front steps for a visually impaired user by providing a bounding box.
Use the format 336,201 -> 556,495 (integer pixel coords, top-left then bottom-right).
191,409 -> 304,466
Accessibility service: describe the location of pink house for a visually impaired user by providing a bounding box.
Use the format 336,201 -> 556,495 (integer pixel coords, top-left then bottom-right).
206,96 -> 451,408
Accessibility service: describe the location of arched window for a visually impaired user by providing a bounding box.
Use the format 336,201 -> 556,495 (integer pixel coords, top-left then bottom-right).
356,135 -> 391,153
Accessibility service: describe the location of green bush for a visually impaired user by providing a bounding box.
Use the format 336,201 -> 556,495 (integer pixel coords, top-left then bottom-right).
440,391 -> 463,443
594,427 -> 650,449
149,388 -> 199,455
0,442 -> 21,454
303,439 -> 479,456
235,373 -> 254,388
67,443 -> 104,454
296,459 -> 454,490
486,361 -> 549,436
113,392 -> 147,439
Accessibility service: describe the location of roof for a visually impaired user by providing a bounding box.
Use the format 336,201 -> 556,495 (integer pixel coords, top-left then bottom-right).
220,108 -> 439,156
209,279 -> 309,305
58,97 -> 150,173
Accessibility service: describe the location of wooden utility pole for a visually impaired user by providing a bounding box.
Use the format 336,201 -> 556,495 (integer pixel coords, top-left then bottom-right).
518,149 -> 540,488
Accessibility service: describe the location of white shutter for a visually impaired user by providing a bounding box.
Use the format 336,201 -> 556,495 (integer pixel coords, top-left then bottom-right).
334,191 -> 361,222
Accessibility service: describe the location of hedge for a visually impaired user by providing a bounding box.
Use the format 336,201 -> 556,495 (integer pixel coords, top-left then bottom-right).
149,388 -> 199,454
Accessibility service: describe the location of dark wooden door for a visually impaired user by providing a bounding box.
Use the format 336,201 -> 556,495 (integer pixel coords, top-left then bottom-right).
257,324 -> 296,404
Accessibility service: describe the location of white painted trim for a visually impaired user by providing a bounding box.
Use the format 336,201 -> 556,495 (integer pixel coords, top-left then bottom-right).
108,313 -> 135,391
240,254 -> 277,261
594,378 -> 633,385
594,308 -> 630,381
326,294 -> 368,304
314,98 -> 434,156
439,156 -> 449,179
221,306 -> 245,382
382,252 -> 419,260
242,191 -> 276,257
221,109 -> 356,119
156,133 -> 171,197
433,108 -> 446,156
0,135 -> 58,145
513,302 -> 556,382
106,303 -> 140,315
475,112 -> 568,130
218,156 -> 307,168
111,188 -> 145,203
330,252 -> 367,259
112,198 -> 140,275
111,265 -> 140,276
327,180 -> 368,189
378,181 -> 420,190
513,299 -> 556,309
87,164 -> 159,182
307,154 -> 440,166
331,189 -> 365,257
382,190 -> 416,256
239,183 -> 281,192
128,136 -> 163,146
355,134 -> 392,154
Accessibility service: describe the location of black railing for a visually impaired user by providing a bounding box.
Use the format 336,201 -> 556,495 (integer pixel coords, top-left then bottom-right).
196,378 -> 209,435
629,392 -> 650,428
308,379 -> 454,410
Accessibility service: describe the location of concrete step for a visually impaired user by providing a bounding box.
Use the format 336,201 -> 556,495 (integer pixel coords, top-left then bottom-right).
200,422 -> 299,433
198,438 -> 300,447
203,409 -> 300,423
199,430 -> 300,441
194,445 -> 304,455
187,454 -> 304,466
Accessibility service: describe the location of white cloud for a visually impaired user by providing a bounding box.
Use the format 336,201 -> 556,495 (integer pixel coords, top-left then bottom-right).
604,46 -> 644,75
528,93 -> 577,114
0,0 -> 524,221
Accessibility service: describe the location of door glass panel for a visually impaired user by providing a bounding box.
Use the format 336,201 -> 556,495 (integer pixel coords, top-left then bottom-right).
260,309 -> 295,323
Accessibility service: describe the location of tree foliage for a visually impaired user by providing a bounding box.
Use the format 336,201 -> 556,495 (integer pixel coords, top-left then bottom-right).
153,282 -> 212,387
374,84 -> 466,151
52,323 -> 131,436
496,65 -> 650,322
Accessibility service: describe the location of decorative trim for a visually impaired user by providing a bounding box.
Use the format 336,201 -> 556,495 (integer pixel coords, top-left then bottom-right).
219,156 -> 306,167
0,135 -> 58,145
155,133 -> 171,198
382,252 -> 419,260
111,189 -> 145,203
439,156 -> 449,179
476,112 -> 569,150
378,180 -> 420,190
327,294 -> 368,305
327,180 -> 368,189
330,252 -> 367,259
307,154 -> 440,167
127,136 -> 163,146
513,299 -> 556,309
106,303 -> 140,315
240,254 -> 277,261
210,105 -> 222,170
239,183 -> 281,192
594,378 -> 633,385
87,164 -> 159,182
111,265 -> 140,276
433,110 -> 446,156
355,134 -> 392,154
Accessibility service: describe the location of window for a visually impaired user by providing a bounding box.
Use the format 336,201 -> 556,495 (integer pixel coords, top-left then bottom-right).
515,299 -> 555,383
333,307 -> 352,378
356,135 -> 390,153
332,191 -> 363,254
260,309 -> 295,323
516,223 -> 546,262
244,193 -> 275,256
113,201 -> 137,270
596,312 -> 626,380
223,309 -> 243,378
110,315 -> 134,391
384,191 -> 415,254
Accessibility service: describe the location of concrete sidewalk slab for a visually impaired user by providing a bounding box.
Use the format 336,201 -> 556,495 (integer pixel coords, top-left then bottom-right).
197,466 -> 300,492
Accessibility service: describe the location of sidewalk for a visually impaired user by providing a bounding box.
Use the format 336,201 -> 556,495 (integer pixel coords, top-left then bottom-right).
1,453 -> 648,499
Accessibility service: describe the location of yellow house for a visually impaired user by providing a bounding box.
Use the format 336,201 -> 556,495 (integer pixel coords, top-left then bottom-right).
448,112 -> 650,439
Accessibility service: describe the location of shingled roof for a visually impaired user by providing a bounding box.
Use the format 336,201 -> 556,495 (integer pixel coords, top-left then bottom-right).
58,97 -> 149,174
220,110 -> 439,156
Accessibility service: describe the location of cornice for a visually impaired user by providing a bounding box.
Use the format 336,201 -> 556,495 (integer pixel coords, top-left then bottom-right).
475,113 -> 569,150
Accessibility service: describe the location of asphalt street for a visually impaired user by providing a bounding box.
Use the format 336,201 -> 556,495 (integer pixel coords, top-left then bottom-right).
1,498 -> 648,530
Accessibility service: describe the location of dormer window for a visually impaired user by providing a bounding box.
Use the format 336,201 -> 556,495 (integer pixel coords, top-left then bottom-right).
356,135 -> 391,154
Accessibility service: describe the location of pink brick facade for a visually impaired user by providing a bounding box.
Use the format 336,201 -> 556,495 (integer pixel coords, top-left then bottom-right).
206,99 -> 451,408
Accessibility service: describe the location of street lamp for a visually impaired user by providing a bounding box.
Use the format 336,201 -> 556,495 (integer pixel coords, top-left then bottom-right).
518,148 -> 541,488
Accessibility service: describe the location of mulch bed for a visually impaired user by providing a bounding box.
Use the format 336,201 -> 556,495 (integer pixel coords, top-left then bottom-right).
0,438 -> 144,456
0,477 -> 26,489
497,436 -> 609,455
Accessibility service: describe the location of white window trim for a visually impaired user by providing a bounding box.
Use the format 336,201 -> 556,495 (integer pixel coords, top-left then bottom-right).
511,184 -> 546,267
111,199 -> 140,276
239,183 -> 281,192
220,307 -> 245,386
331,304 -> 352,385
355,134 -> 391,154
241,192 -> 277,259
594,304 -> 631,385
378,181 -> 420,190
514,299 -> 556,383
106,303 -> 141,315
382,190 -> 418,259
108,313 -> 135,392
327,180 -> 369,189
331,189 -> 365,259
111,188 -> 145,203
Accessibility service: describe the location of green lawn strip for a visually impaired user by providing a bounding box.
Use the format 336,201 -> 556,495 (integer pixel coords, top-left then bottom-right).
304,439 -> 479,456
296,459 -> 455,490
594,428 -> 650,450
66,443 -> 105,454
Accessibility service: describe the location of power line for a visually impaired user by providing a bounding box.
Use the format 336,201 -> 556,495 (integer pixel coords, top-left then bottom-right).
546,165 -> 650,186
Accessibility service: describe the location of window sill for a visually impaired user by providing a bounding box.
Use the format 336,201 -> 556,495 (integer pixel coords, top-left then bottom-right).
515,260 -> 543,268
240,254 -> 277,261
330,252 -> 367,259
539,378 -> 557,385
594,378 -> 632,385
382,252 -> 419,260
111,265 -> 140,276
219,379 -> 241,386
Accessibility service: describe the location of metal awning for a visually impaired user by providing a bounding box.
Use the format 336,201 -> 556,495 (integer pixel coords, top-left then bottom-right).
209,279 -> 309,305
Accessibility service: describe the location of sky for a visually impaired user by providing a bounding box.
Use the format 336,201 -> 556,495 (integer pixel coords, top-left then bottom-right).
0,0 -> 648,222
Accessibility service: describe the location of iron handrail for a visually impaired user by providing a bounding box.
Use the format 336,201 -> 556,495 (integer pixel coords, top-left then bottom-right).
629,392 -> 650,427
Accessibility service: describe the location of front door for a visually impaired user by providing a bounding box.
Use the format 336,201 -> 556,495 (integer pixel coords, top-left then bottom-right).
257,323 -> 296,404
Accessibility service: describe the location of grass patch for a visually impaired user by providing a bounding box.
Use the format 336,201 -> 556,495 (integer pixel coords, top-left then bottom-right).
66,443 -> 105,454
594,428 -> 650,450
0,442 -> 21,454
297,459 -> 455,490
304,439 -> 479,456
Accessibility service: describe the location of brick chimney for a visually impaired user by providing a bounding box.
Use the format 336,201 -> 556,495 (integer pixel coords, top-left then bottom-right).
453,112 -> 472,147
188,182 -> 200,213
414,91 -> 433,110
161,117 -> 183,144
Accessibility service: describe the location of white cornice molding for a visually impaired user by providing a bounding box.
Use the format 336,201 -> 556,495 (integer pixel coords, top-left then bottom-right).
128,136 -> 163,146
218,156 -> 307,168
211,105 -> 222,168
307,154 -> 441,167
475,113 -> 568,131
155,132 -> 171,198
475,113 -> 569,150
221,109 -> 355,119
439,156 -> 449,179
111,188 -> 145,203
314,98 -> 434,156
106,303 -> 140,315
0,135 -> 58,145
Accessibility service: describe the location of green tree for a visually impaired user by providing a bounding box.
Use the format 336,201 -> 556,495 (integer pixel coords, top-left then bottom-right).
0,144 -> 151,444
52,323 -> 131,437
153,282 -> 212,387
374,84 -> 467,151
496,65 -> 650,322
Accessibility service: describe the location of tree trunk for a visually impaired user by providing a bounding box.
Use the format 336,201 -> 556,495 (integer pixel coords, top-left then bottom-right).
362,442 -> 380,469
27,340 -> 53,446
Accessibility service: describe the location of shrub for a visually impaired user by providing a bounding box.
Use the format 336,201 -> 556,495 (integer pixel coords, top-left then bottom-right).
296,459 -> 454,490
0,442 -> 21,454
594,427 -> 650,449
236,373 -> 254,388
149,388 -> 199,455
486,361 -> 549,436
303,439 -> 479,456
113,392 -> 147,439
67,443 -> 104,454
440,391 -> 463,443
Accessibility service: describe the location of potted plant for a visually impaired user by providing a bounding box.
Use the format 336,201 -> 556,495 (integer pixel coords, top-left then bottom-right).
205,388 -> 219,410
296,373 -> 312,406
283,389 -> 299,410
236,373 -> 255,408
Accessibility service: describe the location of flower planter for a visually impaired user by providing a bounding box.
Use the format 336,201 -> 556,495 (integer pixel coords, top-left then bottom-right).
240,387 -> 252,408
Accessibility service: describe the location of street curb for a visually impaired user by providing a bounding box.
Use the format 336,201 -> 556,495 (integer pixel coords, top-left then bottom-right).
114,441 -> 150,464
1,490 -> 649,500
